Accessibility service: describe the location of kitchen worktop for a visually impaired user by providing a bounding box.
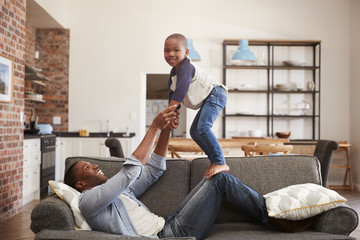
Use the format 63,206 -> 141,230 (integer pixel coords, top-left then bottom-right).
24,132 -> 135,139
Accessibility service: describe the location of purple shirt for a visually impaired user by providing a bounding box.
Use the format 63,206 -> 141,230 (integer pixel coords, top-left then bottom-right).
168,58 -> 195,103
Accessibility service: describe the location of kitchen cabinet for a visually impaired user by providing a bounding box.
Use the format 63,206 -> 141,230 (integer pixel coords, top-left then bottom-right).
57,137 -> 134,180
23,138 -> 41,205
222,39 -> 321,140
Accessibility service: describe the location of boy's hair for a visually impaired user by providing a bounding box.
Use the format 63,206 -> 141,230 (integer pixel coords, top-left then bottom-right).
64,161 -> 81,191
165,33 -> 187,48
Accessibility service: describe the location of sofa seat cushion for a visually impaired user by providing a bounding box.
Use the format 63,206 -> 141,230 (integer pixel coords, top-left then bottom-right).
206,223 -> 355,239
35,229 -> 196,240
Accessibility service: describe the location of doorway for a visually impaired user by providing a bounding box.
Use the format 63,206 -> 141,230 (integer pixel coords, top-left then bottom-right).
146,74 -> 186,137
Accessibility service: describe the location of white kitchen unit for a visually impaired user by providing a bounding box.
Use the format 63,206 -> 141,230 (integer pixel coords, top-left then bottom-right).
23,138 -> 41,205
57,137 -> 134,181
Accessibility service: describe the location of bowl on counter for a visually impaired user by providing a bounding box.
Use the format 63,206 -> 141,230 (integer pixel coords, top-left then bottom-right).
276,131 -> 291,139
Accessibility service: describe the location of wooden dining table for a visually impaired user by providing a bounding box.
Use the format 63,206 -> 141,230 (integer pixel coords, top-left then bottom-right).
167,137 -> 290,160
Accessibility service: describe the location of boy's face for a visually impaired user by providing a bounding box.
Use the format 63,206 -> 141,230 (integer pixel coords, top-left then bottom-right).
164,38 -> 189,70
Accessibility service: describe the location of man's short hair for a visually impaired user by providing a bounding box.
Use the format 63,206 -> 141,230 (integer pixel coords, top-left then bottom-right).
165,33 -> 187,48
64,161 -> 81,191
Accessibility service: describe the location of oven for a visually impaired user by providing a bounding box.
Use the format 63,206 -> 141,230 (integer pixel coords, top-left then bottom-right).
40,135 -> 56,197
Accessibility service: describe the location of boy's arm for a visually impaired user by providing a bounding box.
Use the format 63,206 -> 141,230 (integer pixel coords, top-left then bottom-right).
169,58 -> 194,104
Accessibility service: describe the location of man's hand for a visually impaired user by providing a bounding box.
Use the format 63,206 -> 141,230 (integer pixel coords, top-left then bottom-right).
169,106 -> 180,129
153,105 -> 178,130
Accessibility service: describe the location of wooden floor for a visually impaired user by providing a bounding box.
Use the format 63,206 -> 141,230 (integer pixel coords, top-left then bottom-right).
0,190 -> 359,240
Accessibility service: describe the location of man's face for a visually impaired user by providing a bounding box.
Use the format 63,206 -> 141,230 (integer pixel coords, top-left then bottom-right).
74,161 -> 108,190
164,38 -> 189,70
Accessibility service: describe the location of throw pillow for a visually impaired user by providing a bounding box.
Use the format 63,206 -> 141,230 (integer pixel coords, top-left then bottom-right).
48,180 -> 91,230
264,183 -> 347,220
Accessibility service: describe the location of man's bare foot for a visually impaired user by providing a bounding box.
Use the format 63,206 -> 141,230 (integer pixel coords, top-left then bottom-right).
204,164 -> 229,179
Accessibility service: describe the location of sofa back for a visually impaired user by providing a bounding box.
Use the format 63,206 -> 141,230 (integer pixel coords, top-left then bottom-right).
65,155 -> 322,222
190,155 -> 322,195
190,156 -> 322,223
65,157 -> 191,218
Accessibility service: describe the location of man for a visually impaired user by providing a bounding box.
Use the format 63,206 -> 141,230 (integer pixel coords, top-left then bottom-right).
64,105 -> 297,239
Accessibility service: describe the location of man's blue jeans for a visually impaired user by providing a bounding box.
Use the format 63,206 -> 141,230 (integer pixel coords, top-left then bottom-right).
158,172 -> 269,240
190,86 -> 227,165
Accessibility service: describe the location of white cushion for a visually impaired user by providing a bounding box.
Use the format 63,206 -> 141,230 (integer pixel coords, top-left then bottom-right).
48,180 -> 91,230
264,183 -> 347,220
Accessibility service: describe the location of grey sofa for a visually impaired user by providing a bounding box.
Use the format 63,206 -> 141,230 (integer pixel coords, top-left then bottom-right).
31,155 -> 358,240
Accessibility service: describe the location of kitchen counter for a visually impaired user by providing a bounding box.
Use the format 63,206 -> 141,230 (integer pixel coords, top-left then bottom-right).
24,134 -> 56,140
54,131 -> 135,138
24,132 -> 135,139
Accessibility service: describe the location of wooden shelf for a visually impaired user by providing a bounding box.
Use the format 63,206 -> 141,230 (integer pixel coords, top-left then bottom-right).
25,98 -> 45,103
25,64 -> 50,81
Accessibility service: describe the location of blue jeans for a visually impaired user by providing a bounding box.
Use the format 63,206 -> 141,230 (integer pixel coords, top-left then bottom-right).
158,172 -> 269,240
190,86 -> 227,165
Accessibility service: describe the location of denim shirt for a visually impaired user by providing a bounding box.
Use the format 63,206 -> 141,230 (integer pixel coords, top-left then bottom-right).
79,153 -> 167,236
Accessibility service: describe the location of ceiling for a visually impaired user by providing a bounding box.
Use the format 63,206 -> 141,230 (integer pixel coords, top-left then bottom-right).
26,0 -> 63,28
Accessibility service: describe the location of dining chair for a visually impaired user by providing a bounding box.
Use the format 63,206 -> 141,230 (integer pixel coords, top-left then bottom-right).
313,140 -> 339,187
241,144 -> 293,157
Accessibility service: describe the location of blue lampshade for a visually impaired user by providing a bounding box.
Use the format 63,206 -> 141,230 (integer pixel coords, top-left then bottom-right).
232,39 -> 256,62
187,38 -> 201,61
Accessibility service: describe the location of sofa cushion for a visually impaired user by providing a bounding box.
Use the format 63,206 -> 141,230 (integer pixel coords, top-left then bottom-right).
139,159 -> 191,218
65,156 -> 125,179
190,156 -> 322,223
49,180 -> 91,230
190,156 -> 322,194
264,183 -> 346,220
65,157 -> 191,218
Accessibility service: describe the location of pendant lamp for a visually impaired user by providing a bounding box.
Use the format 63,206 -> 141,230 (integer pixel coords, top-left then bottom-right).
187,38 -> 201,61
232,39 -> 256,62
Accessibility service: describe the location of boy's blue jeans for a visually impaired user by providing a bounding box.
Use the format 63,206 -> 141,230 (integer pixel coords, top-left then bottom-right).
158,172 -> 269,240
190,86 -> 227,165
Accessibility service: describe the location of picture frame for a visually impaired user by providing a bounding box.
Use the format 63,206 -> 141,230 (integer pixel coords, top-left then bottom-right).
0,53 -> 14,103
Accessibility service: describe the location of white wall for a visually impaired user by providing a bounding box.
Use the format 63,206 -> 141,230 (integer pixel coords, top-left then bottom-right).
37,0 -> 358,187
350,0 -> 360,190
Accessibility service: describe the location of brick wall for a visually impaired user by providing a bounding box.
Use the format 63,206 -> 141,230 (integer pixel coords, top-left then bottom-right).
0,0 -> 26,221
24,24 -> 35,122
24,27 -> 69,132
34,29 -> 69,132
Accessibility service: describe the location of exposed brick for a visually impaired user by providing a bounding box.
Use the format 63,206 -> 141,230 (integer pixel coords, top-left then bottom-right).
0,0 -> 25,222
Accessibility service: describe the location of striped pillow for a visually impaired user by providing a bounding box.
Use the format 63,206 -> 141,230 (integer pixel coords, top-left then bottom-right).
264,183 -> 347,220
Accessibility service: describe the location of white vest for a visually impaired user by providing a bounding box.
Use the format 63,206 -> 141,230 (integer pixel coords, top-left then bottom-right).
170,63 -> 226,110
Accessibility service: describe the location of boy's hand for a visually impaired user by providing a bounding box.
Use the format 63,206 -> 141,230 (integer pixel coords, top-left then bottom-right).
169,107 -> 180,129
153,105 -> 177,130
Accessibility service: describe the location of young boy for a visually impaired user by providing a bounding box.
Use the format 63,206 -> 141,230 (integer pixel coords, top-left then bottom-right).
164,33 -> 229,178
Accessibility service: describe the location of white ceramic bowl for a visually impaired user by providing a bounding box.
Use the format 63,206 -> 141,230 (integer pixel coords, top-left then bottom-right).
248,130 -> 262,137
276,84 -> 292,91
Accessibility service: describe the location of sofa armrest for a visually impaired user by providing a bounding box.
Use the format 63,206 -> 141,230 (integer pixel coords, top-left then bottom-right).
312,205 -> 359,236
34,229 -> 196,240
31,195 -> 75,233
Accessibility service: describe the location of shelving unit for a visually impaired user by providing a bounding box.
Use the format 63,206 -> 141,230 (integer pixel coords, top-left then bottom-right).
222,39 -> 321,140
24,64 -> 49,103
